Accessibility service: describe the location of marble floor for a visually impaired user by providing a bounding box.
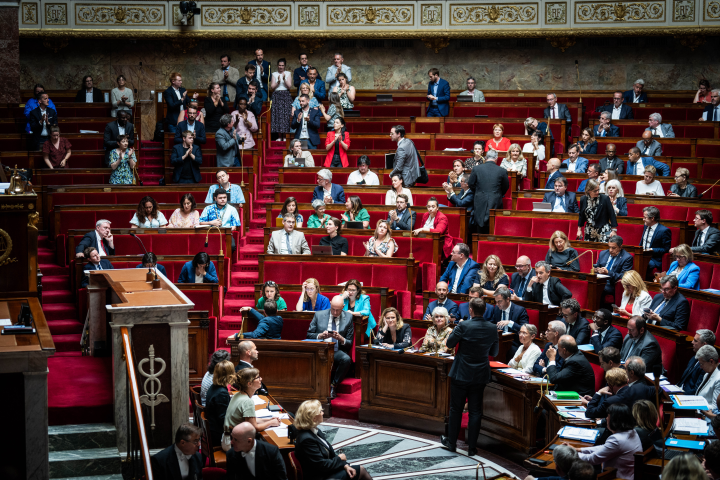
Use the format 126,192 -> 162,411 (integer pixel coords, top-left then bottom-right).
318,422 -> 521,480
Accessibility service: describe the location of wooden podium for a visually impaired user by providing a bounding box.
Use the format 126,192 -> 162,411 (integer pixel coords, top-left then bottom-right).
0,193 -> 39,295
86,268 -> 194,451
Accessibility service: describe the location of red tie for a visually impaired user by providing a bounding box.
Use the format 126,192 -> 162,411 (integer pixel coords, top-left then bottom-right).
99,239 -> 106,255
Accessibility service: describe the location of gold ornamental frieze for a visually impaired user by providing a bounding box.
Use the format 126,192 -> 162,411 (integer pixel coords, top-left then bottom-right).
575,1 -> 665,22
76,4 -> 164,25
202,5 -> 291,25
327,5 -> 413,25
450,3 -> 538,24
705,0 -> 720,19
22,2 -> 38,25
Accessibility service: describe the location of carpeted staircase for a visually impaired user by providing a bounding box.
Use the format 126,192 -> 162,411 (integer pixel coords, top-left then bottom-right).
137,141 -> 164,185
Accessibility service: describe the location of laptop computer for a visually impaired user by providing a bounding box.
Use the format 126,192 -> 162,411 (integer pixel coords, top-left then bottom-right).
532,202 -> 552,212
385,153 -> 396,169
293,157 -> 305,167
376,94 -> 393,102
311,245 -> 333,255
344,221 -> 364,229
457,95 -> 474,102
344,110 -> 361,117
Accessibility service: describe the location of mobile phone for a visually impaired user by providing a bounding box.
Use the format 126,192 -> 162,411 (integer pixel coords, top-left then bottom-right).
563,406 -> 582,411
643,308 -> 652,313
611,304 -> 619,309
528,458 -> 550,466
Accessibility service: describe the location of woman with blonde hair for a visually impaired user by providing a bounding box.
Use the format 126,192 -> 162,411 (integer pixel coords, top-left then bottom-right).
296,278 -> 331,311
373,307 -> 412,349
473,254 -> 510,295
660,244 -> 700,290
419,306 -> 453,353
508,324 -> 541,374
546,231 -> 580,272
661,452 -> 707,480
499,143 -> 527,178
632,400 -> 662,451
614,270 -> 652,318
364,219 -> 397,257
605,179 -> 627,216
668,167 -> 698,197
204,360 -> 235,445
635,165 -> 665,196
291,82 -> 320,116
293,399 -> 373,480
224,367 -> 280,447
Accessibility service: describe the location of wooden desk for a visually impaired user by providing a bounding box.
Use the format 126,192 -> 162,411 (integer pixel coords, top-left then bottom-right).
357,346 -> 453,435
0,194 -> 39,296
541,393 -> 597,446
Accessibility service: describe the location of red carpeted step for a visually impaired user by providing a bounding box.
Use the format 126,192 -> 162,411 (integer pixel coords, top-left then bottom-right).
244,231 -> 264,245
230,271 -> 258,286
47,319 -> 84,335
39,235 -> 52,249
42,303 -> 78,321
338,377 -> 361,394
52,334 -> 83,353
43,275 -> 70,290
53,351 -> 83,357
234,260 -> 260,272
39,248 -> 55,264
48,356 -> 113,425
40,263 -> 68,276
250,219 -> 265,229
225,286 -> 255,300
237,244 -> 264,261
253,209 -> 266,220
219,315 -> 243,330
43,289 -> 75,304
223,299 -> 257,316
330,390 -> 361,420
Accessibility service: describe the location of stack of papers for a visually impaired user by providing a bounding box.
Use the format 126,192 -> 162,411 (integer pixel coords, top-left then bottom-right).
674,418 -> 709,435
251,396 -> 266,406
558,426 -> 600,442
558,406 -> 587,412
266,425 -> 289,437
662,384 -> 684,393
546,392 -> 583,404
560,411 -> 589,420
671,395 -> 710,411
646,373 -> 668,381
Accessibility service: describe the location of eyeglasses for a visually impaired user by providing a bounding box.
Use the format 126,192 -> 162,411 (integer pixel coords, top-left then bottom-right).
265,281 -> 277,287
592,314 -> 603,321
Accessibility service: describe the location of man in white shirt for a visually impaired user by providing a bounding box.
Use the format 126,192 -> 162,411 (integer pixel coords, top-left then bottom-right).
646,112 -> 675,138
226,422 -> 287,479
701,89 -> 720,121
459,77 -> 485,102
267,214 -> 311,255
681,209 -> 720,256
325,52 -> 352,90
611,91 -> 624,120
346,156 -> 379,185
151,424 -> 203,480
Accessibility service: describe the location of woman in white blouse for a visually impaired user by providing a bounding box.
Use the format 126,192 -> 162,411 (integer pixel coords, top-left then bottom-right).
508,324 -> 542,374
130,196 -> 168,229
385,174 -> 413,206
499,143 -> 527,179
635,165 -> 665,196
614,270 -> 652,319
523,131 -> 546,163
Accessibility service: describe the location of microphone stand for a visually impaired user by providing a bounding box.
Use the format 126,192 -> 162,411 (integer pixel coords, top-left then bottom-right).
204,225 -> 225,257
653,363 -> 665,468
129,232 -> 156,284
699,177 -> 720,199
402,336 -> 426,353
563,249 -> 594,273
575,60 -> 582,103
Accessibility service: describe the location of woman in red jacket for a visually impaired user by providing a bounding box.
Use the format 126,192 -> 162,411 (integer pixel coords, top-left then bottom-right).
324,117 -> 350,168
413,197 -> 453,258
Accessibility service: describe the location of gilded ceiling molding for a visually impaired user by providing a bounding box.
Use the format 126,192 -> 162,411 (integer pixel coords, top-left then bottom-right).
547,35 -> 575,51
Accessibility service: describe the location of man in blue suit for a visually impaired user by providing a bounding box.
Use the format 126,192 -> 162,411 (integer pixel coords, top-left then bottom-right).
594,235 -> 634,299
678,330 -> 715,394
543,176 -> 579,213
300,68 -> 326,101
597,92 -> 634,120
458,287 -> 486,321
291,95 -> 321,149
425,281 -> 459,321
426,68 -> 450,117
560,144 -> 588,173
623,80 -> 648,104
593,112 -> 620,138
544,158 -> 563,189
589,309 -> 623,351
646,275 -> 690,331
701,90 -> 720,121
490,286 -> 529,355
233,302 -> 283,340
439,243 -> 480,294
640,206 -> 671,280
173,104 -> 206,145
577,164 -> 601,193
626,147 -> 670,176
247,49 -> 270,98
163,73 -> 189,133
293,52 -> 310,89
80,247 -> 114,288
312,169 -> 345,204
510,256 -> 535,302
236,65 -> 267,104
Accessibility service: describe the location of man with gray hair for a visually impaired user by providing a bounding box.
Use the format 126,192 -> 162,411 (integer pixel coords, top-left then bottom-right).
620,356 -> 657,399
694,345 -> 720,405
267,213 -> 311,255
679,330 -> 717,394
646,275 -> 690,331
544,92 -> 572,126
646,112 -> 675,138
216,113 -> 241,167
325,52 -> 351,90
75,219 -> 114,258
526,261 -> 572,306
593,111 -> 620,137
623,79 -> 647,104
701,89 -> 720,121
523,444 -> 578,480
459,77 -> 485,102
312,168 -> 345,204
444,172 -> 475,225
533,320 -> 567,376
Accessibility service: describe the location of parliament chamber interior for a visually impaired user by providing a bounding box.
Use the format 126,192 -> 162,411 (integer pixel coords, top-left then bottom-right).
3,5 -> 720,479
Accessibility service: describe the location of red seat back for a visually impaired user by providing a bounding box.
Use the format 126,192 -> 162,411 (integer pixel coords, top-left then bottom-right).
561,278 -> 589,308
478,242 -> 519,265
494,216 -> 532,236
531,219 -> 572,239
688,300 -> 720,335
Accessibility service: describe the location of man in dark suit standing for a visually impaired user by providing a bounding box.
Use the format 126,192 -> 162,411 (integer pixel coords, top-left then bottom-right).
593,112 -> 621,138
525,261 -> 572,306
589,309 -> 623,351
80,247 -> 114,288
426,68 -> 451,117
293,52 -> 310,89
467,150 -> 509,234
685,210 -> 720,256
597,92 -> 634,120
701,89 -> 720,121
544,92 -> 572,128
244,81 -> 264,118
440,243 -> 480,294
559,299 -> 590,345
546,335 -> 595,397
151,424 -> 203,480
171,131 -> 202,184
619,316 -> 662,371
640,206 -> 671,280
75,220 -> 115,259
543,176 -> 579,213
28,92 -> 58,150
236,65 -> 267,104
226,422 -> 287,480
594,235 -> 634,300
623,80 -> 648,104
306,296 -> 354,398
291,95 -> 321,149
598,143 -> 624,174
645,275 -> 690,331
425,281 -> 459,321
248,48 -> 270,98
510,256 -> 535,301
491,286 -> 529,355
678,329 -> 715,394
441,297 -> 498,456
103,111 -> 135,166
234,340 -> 268,395
163,72 -> 189,133
174,104 -> 206,145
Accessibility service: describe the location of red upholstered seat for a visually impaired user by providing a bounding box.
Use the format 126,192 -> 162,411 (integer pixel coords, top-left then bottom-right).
523,244 -> 552,266
671,162 -> 698,178
411,326 -> 426,345
693,260 -> 715,290
531,218 -> 572,239
703,164 -> 720,178
687,300 -> 720,335
656,336 -> 677,379
477,241 -> 519,265
591,362 -> 605,392
574,248 -> 600,272
560,278 -> 588,308
710,265 -> 720,290
516,198 -> 536,211
494,216 -> 532,236
526,308 -> 540,328
616,224 -> 644,246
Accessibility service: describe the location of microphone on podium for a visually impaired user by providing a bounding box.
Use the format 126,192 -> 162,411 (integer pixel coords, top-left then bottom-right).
129,232 -> 156,281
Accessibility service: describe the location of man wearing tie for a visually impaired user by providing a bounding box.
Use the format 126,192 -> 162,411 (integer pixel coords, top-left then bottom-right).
491,286 -> 529,356
626,147 -> 670,176
588,309 -> 623,351
425,281 -> 459,321
597,91 -> 634,120
645,113 -> 675,138
293,52 -> 310,89
510,256 -> 535,301
439,243 -> 480,294
678,330 -> 715,394
593,112 -> 620,137
80,247 -> 114,288
267,214 -> 311,255
543,177 -> 580,213
598,144 -> 624,174
700,89 -> 720,121
226,422 -> 287,480
544,92 -> 572,127
248,49 -> 270,97
640,206 -> 671,279
619,316 -> 662,371
636,130 -> 663,157
594,235 -> 634,300
75,220 -> 115,259
151,424 -> 204,480
645,276 -> 690,331
685,209 -> 720,256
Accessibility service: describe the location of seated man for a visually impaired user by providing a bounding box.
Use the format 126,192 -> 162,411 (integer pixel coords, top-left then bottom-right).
594,235 -> 634,299
444,172 -> 474,221
583,366 -> 654,419
646,113 -> 674,138
701,89 -> 720,121
387,194 -> 415,231
171,130 -> 202,184
178,252 -> 218,284
546,335 -> 595,397
233,340 -> 269,396
561,144 -> 588,173
623,79 -> 648,104
645,275 -> 690,331
525,261 -> 572,306
625,356 -> 658,397
28,92 -> 58,151
687,209 -> 720,256
592,112 -> 620,138
80,247 -> 114,288
103,111 -> 135,166
619,316 -> 662,371
75,219 -> 115,258
267,213 -> 311,255
559,299 -> 590,345
199,187 -> 241,231
637,130 -> 662,157
226,422 -> 287,479
173,104 -> 206,145
577,163 -> 601,193
678,329 -> 716,394
306,296 -> 354,398
589,309 -> 623,351
543,176 -> 579,213
598,346 -> 622,372
151,424 -> 203,480
458,286 -> 483,321
598,143 -> 624,174
134,252 -> 167,278
491,286 -> 529,355
347,156 -> 379,185
626,147 -> 670,176
596,92 -> 634,120
510,256 -> 535,301
640,206 -> 671,279
291,94 -> 321,149
205,169 -> 246,206
425,281 -> 459,321
533,320 -> 567,377
312,169 -> 345,204
231,302 -> 283,340
459,76 -> 485,102
24,84 -> 56,134
544,158 -> 563,189
440,243 -> 480,295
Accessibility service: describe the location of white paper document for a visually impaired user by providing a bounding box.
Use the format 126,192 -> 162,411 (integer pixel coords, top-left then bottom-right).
672,395 -> 710,408
674,418 -> 709,434
0,319 -> 12,326
251,396 -> 266,405
255,408 -> 274,418
559,426 -> 599,442
267,426 -> 289,437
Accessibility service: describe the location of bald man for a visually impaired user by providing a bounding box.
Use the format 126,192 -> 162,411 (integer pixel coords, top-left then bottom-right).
510,255 -> 535,301
636,130 -> 662,157
425,281 -> 459,321
227,422 -> 287,480
544,158 -> 563,189
306,295 -> 355,398
545,335 -> 596,397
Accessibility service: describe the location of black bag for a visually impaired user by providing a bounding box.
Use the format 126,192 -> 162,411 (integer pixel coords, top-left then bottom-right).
153,122 -> 164,143
414,145 -> 429,185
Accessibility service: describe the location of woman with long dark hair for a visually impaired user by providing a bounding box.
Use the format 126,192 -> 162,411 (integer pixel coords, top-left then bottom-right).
278,196 -> 303,227
178,252 -> 218,283
168,193 -> 200,228
204,82 -> 229,132
130,196 -> 168,228
324,117 -> 350,168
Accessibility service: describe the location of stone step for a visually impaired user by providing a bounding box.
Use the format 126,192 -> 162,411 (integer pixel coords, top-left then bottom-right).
49,447 -> 121,478
48,424 -> 117,452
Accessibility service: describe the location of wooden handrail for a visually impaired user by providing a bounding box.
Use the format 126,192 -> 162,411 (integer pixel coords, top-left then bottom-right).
121,326 -> 154,480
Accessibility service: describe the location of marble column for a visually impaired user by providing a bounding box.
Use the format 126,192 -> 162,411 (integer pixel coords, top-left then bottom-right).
0,5 -> 20,103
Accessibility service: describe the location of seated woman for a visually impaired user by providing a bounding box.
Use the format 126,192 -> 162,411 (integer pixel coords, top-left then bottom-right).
341,195 -> 370,228
500,143 -> 527,178
523,131 -> 546,163
108,134 -> 136,185
574,404 -> 643,480
43,126 -> 72,169
373,307 -> 412,350
224,368 -> 280,442
364,220 -> 397,257
508,324 -> 541,374
695,79 -> 713,104
293,399 -> 373,480
284,139 -> 315,168
614,270 -> 652,318
277,196 -> 303,227
599,169 -> 618,194
130,196 -> 168,228
256,280 -> 287,311
307,199 -> 331,228
200,350 -> 230,406
413,197 -> 452,258
205,359 -> 235,446
419,306 -> 453,353
385,174 -> 413,206
473,254 -> 510,295
320,217 -> 348,255
577,128 -> 598,155
486,123 -> 512,153
578,179 -> 618,243
524,116 -> 552,139
168,193 -> 200,228
465,141 -> 485,169
134,252 -> 167,278
546,231 -> 580,272
668,167 -> 698,197
635,165 -> 665,196
632,400 -> 662,453
342,279 -> 376,326
178,252 -> 218,283
658,244 -> 700,290
605,180 -> 628,217
296,278 -> 330,311
324,117 -> 350,168
318,91 -> 344,131
447,160 -> 465,188
291,82 -> 320,116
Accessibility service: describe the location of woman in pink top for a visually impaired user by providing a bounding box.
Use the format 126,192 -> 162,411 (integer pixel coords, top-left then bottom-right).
230,97 -> 258,150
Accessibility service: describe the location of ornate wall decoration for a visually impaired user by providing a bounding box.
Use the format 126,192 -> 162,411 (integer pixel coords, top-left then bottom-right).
547,36 -> 575,50
297,38 -> 325,53
42,37 -> 69,53
705,0 -> 720,19
450,4 -> 539,25
138,345 -> 169,430
0,229 -> 18,267
422,36 -> 450,52
673,0 -> 695,20
172,5 -> 194,26
675,34 -> 706,49
299,5 -> 320,26
22,3 -> 38,25
546,2 -> 568,23
45,4 -> 68,26
202,6 -> 291,26
575,1 -> 665,22
76,5 -> 164,25
422,4 -> 443,25
327,5 -> 413,25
